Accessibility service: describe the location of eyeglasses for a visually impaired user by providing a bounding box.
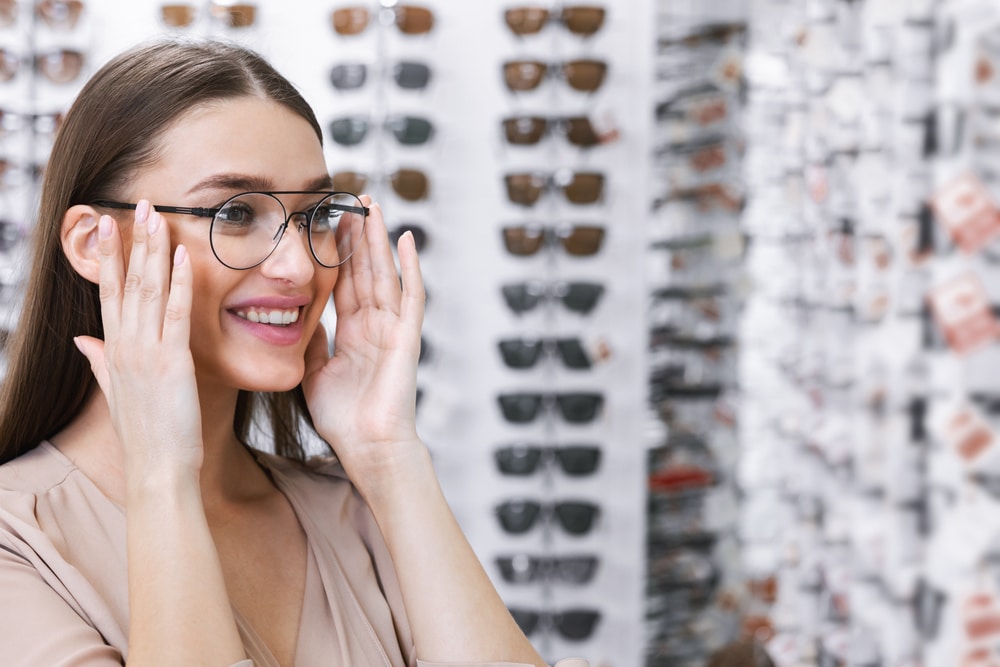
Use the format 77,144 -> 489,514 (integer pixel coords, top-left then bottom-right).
502,115 -> 600,147
160,2 -> 257,28
496,553 -> 599,584
329,60 -> 432,91
331,4 -> 434,36
0,48 -> 85,84
328,114 -> 434,146
0,158 -> 45,188
502,58 -> 607,93
508,607 -> 601,641
497,391 -> 604,424
494,444 -> 602,476
331,168 -> 431,201
500,281 -> 604,315
495,498 -> 601,535
93,191 -> 368,270
0,109 -> 63,138
36,0 -> 84,30
502,224 -> 604,256
504,171 -> 605,206
504,5 -> 606,37
498,337 -> 592,370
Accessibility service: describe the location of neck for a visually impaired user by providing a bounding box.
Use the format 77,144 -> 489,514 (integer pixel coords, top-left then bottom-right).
50,380 -> 273,509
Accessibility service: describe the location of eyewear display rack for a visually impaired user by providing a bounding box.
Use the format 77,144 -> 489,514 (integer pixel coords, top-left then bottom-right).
645,0 -> 748,665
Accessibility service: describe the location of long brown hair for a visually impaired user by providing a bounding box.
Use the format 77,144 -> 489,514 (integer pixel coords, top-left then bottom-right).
0,38 -> 329,465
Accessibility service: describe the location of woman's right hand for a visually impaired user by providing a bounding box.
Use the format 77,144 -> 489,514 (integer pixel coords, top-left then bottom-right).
73,201 -> 204,483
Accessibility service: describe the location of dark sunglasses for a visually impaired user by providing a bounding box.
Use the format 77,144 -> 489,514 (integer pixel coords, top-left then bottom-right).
497,392 -> 604,424
329,60 -> 432,91
331,4 -> 433,35
161,2 -> 256,28
504,171 -> 604,206
496,553 -> 599,584
500,281 -> 604,315
330,168 -> 431,201
502,224 -> 604,256
502,58 -> 607,93
504,5 -> 606,37
329,114 -> 434,147
508,607 -> 602,641
502,114 -> 600,147
387,222 -> 428,252
495,498 -> 601,535
494,444 -> 602,476
497,337 -> 592,370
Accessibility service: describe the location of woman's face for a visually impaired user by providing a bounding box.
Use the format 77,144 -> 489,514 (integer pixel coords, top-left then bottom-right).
121,96 -> 339,393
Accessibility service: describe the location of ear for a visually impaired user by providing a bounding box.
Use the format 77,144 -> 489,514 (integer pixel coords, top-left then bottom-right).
60,204 -> 104,285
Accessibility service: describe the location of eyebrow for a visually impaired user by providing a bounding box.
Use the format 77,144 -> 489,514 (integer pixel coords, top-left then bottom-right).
185,173 -> 334,196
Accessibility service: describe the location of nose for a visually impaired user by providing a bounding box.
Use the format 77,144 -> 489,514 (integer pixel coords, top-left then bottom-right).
258,212 -> 315,284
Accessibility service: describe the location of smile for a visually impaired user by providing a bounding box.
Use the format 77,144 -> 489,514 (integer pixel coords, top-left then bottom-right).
232,307 -> 301,327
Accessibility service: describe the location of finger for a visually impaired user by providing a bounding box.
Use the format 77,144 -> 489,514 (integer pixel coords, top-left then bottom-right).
397,230 -> 426,332
348,196 -> 376,309
367,204 -> 403,313
303,321 -> 330,379
96,214 -> 125,344
119,200 -> 151,338
73,335 -> 111,399
332,197 -> 366,317
161,245 -> 192,350
139,207 -> 171,340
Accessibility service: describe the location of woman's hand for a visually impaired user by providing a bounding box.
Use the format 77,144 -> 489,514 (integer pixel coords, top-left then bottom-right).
302,199 -> 426,484
74,201 -> 203,483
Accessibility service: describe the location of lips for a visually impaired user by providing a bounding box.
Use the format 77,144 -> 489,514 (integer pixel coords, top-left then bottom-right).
232,306 -> 301,326
225,296 -> 311,345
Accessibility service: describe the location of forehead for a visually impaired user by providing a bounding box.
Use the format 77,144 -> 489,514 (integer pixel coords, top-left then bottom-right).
134,96 -> 326,197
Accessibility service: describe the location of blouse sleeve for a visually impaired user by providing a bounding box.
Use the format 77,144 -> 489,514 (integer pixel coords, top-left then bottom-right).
0,545 -> 123,667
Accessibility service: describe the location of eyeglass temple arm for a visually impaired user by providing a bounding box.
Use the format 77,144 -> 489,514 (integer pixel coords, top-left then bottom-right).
91,200 -> 218,218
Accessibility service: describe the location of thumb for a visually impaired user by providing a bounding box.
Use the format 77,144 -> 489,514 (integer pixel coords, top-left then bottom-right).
73,336 -> 110,397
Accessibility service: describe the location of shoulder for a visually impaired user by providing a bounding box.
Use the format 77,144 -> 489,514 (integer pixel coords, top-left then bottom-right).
0,442 -> 75,496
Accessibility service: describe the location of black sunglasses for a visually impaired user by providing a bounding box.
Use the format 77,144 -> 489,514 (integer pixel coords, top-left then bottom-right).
497,392 -> 604,424
495,553 -> 600,585
329,114 -> 434,146
501,281 -> 605,315
497,337 -> 591,370
507,607 -> 602,641
387,222 -> 428,252
495,498 -> 601,535
494,444 -> 602,476
329,59 -> 432,91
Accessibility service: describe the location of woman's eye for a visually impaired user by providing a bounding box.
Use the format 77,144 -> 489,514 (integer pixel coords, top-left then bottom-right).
218,204 -> 253,223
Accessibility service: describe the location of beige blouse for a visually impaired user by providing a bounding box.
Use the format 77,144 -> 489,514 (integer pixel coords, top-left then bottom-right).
0,441 -> 589,667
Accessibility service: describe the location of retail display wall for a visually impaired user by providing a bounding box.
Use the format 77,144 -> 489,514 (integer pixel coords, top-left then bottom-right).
0,1 -> 655,665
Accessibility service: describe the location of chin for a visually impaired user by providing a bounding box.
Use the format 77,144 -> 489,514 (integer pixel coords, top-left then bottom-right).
234,362 -> 306,394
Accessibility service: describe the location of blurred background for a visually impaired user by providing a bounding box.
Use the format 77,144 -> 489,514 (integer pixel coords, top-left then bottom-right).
4,0 -> 1000,666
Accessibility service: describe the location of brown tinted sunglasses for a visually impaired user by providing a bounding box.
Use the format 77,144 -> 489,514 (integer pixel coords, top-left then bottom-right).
332,4 -> 434,36
36,0 -> 85,29
502,59 -> 607,93
161,3 -> 257,28
504,5 -> 606,37
331,167 -> 430,201
502,115 -> 600,147
0,48 -> 85,84
502,224 -> 605,257
504,171 -> 604,206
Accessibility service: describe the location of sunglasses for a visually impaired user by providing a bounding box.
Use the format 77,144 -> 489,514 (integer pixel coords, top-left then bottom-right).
494,444 -> 602,476
329,114 -> 434,147
497,337 -> 592,370
160,2 -> 256,28
496,553 -> 599,585
36,0 -> 84,29
501,115 -> 600,147
330,168 -> 430,201
502,224 -> 604,257
329,60 -> 432,91
504,171 -> 604,206
0,219 -> 23,253
500,281 -> 604,315
504,5 -> 606,37
502,58 -> 607,93
0,108 -> 63,138
387,222 -> 428,252
0,48 -> 84,84
508,607 -> 601,641
331,4 -> 433,36
495,498 -> 601,536
0,158 -> 45,188
659,22 -> 746,49
497,391 -> 604,424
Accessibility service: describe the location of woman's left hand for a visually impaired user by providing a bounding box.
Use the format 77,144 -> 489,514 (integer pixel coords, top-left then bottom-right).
302,199 -> 426,483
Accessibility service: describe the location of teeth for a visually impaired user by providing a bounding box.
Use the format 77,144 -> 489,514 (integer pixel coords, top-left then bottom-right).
235,307 -> 300,327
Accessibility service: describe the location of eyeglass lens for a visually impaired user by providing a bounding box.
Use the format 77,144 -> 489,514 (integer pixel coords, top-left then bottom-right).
209,192 -> 365,269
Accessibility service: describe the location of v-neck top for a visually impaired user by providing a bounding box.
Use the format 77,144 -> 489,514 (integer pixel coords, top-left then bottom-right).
0,442 -> 589,667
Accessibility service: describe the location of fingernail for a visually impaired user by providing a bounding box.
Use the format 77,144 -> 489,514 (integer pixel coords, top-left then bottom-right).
174,244 -> 186,266
72,336 -> 84,354
135,199 -> 149,225
98,216 -> 112,240
147,210 -> 160,235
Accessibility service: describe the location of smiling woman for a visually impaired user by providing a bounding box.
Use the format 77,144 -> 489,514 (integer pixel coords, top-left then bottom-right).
0,38 -> 589,667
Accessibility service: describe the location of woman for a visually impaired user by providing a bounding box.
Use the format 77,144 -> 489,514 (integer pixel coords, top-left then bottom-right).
0,39 -> 587,667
